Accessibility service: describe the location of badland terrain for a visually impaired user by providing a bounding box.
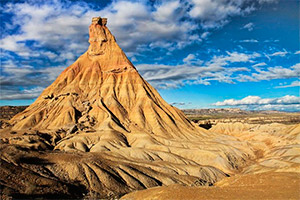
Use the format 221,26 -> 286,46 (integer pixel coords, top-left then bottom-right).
0,17 -> 299,200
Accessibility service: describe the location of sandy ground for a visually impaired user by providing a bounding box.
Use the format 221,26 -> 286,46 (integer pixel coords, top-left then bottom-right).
121,172 -> 300,200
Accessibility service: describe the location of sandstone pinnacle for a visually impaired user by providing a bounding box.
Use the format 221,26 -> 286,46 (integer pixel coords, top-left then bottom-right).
10,17 -> 201,140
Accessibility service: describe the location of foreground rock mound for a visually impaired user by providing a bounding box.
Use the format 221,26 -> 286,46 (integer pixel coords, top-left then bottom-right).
1,17 -> 299,199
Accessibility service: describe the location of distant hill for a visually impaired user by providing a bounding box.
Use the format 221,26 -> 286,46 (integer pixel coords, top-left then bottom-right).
182,108 -> 287,115
0,106 -> 293,121
0,106 -> 28,120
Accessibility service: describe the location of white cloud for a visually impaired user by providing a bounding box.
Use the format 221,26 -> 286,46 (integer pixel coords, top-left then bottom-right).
213,95 -> 300,111
1,0 -> 280,58
242,22 -> 254,31
201,32 -> 210,39
251,62 -> 267,73
182,53 -> 204,65
136,51 -> 256,88
0,0 -> 93,61
263,39 -> 279,43
171,102 -> 187,106
259,104 -> 300,111
0,59 -> 65,100
133,51 -> 299,89
183,54 -> 196,63
258,0 -> 279,4
188,0 -> 256,29
250,63 -> 300,81
270,51 -> 288,57
208,52 -> 260,68
136,63 -> 223,88
295,50 -> 300,54
252,62 -> 267,68
0,0 -> 201,58
240,39 -> 258,43
100,0 -> 200,52
275,80 -> 300,88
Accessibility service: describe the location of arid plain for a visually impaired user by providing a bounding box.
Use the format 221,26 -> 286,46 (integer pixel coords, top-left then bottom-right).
1,17 -> 300,200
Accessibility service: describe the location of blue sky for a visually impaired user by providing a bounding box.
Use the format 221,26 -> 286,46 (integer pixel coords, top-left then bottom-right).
0,0 -> 299,111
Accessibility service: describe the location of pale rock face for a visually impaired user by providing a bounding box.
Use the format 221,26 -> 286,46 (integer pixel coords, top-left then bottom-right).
88,17 -> 108,56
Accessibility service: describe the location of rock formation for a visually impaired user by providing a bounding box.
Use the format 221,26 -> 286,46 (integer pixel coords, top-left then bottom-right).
10,17 -> 198,139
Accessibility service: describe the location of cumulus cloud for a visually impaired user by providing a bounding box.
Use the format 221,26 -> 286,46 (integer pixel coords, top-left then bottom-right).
0,0 -> 201,58
0,1 -> 92,58
100,0 -> 200,52
213,95 -> 300,111
0,0 -> 280,57
213,95 -> 300,106
275,80 -> 300,88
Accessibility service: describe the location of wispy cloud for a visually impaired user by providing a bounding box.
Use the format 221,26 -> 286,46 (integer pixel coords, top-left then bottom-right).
275,80 -> 300,88
252,62 -> 267,68
240,39 -> 258,43
171,102 -> 191,106
270,50 -> 288,57
183,54 -> 196,63
242,23 -> 254,31
239,63 -> 300,82
183,54 -> 203,65
137,51 -> 257,88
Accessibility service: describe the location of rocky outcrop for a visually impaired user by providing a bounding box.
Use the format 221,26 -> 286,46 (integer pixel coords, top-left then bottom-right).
10,17 -> 197,141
